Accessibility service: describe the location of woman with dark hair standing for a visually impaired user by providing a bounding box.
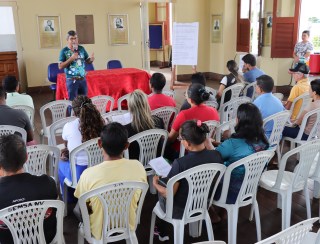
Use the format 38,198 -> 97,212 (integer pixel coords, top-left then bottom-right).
58,95 -> 105,199
168,83 -> 219,143
207,103 -> 269,204
216,60 -> 242,105
152,120 -> 223,241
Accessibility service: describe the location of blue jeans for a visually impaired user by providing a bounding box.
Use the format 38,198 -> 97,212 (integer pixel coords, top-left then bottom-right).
282,126 -> 309,140
66,78 -> 87,101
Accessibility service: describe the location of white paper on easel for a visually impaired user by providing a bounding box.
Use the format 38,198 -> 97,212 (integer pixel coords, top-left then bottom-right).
172,22 -> 199,66
148,156 -> 172,177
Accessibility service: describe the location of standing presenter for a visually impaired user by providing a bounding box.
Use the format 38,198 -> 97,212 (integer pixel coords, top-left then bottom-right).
59,30 -> 94,101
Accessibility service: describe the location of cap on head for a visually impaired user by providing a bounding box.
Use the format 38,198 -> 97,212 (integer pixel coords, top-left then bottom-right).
290,63 -> 310,75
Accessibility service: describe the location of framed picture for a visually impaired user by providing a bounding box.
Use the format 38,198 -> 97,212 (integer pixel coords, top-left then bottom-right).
37,16 -> 61,49
108,14 -> 129,45
211,14 -> 223,43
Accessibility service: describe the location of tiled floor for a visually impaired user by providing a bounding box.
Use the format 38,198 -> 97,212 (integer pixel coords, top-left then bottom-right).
28,67 -> 320,243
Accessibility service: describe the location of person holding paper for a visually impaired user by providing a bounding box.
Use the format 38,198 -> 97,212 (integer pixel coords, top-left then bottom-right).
152,120 -> 223,241
58,95 -> 105,202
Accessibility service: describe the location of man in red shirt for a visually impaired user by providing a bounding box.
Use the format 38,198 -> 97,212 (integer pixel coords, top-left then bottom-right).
148,73 -> 176,110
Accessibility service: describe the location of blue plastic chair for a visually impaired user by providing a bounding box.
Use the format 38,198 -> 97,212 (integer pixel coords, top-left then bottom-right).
85,63 -> 95,71
107,60 -> 122,69
48,63 -> 64,100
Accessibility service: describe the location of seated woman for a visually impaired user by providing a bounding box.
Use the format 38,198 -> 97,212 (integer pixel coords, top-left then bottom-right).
152,120 -> 223,241
207,103 -> 269,204
125,89 -> 164,160
282,78 -> 320,140
216,60 -> 242,106
58,95 -> 105,200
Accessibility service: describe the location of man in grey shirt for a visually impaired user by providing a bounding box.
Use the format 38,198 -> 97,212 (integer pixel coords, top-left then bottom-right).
0,87 -> 34,143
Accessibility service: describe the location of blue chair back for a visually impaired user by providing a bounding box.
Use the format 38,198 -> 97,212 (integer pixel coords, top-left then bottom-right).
107,60 -> 122,69
85,63 -> 95,71
48,63 -> 64,83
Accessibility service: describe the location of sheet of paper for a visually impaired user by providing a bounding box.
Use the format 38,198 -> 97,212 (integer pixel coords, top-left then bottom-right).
111,112 -> 132,125
148,156 -> 172,177
172,22 -> 199,65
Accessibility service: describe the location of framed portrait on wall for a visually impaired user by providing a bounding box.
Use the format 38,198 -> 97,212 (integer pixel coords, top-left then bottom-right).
108,14 -> 129,45
211,14 -> 223,43
37,16 -> 61,49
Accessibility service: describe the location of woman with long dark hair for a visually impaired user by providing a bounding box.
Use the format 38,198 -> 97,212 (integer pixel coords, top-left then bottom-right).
58,95 -> 105,199
208,103 -> 269,204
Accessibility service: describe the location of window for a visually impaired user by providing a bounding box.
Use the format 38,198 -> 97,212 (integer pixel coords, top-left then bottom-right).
0,7 -> 15,34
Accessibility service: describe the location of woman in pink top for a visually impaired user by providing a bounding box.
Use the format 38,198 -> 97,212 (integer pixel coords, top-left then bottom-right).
282,79 -> 320,139
168,83 -> 220,142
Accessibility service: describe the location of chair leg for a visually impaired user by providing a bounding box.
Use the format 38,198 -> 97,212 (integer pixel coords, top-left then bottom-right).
173,222 -> 184,244
205,211 -> 214,241
249,204 -> 254,221
227,207 -> 239,244
149,212 -> 156,244
276,146 -> 281,165
148,175 -> 157,194
63,183 -> 68,217
253,199 -> 262,241
128,231 -> 138,244
304,186 -> 311,219
77,227 -> 85,244
314,180 -> 320,198
282,193 -> 292,230
189,221 -> 200,238
277,193 -> 282,209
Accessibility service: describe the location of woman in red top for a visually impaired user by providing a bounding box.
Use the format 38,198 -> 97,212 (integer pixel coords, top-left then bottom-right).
168,83 -> 220,142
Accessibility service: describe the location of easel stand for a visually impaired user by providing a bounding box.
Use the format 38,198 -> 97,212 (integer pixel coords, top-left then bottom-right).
170,65 -> 196,90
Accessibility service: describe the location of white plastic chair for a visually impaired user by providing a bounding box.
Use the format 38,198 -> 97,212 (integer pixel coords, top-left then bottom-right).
12,105 -> 35,130
203,101 -> 219,110
215,119 -> 237,143
281,108 -> 320,153
101,110 -> 128,124
219,83 -> 244,111
255,217 -> 320,244
259,140 -> 320,230
63,137 -> 103,216
263,110 -> 291,164
163,89 -> 175,99
91,95 -> 115,114
193,241 -> 226,244
219,97 -> 251,123
25,144 -> 60,182
0,200 -> 65,244
289,92 -> 312,120
48,116 -> 76,147
309,152 -> 320,206
117,93 -> 131,111
40,100 -> 72,144
124,129 -> 168,194
78,181 -> 148,244
205,86 -> 217,97
0,124 -> 27,143
242,81 -> 257,100
273,93 -> 284,101
149,164 -> 226,244
151,106 -> 178,131
212,150 -> 275,244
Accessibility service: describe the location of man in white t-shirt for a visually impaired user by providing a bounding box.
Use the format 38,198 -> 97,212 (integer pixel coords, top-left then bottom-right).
2,76 -> 34,109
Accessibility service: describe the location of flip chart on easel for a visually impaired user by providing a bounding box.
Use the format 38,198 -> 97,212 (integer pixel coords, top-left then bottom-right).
172,22 -> 199,65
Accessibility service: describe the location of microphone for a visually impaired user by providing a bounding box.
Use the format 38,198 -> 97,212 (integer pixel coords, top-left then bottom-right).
73,44 -> 78,53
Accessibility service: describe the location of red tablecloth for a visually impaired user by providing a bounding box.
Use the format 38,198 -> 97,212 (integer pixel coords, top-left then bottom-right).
56,68 -> 151,109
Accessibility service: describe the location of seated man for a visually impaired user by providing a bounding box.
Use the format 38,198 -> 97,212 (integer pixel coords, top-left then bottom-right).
242,53 -> 265,97
253,75 -> 284,138
74,122 -> 147,240
148,72 -> 176,110
283,63 -> 310,121
180,72 -> 215,111
0,134 -> 57,243
0,87 -> 34,144
2,75 -> 34,109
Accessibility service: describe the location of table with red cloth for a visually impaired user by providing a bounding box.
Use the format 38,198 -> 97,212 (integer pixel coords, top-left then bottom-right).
56,68 -> 151,109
